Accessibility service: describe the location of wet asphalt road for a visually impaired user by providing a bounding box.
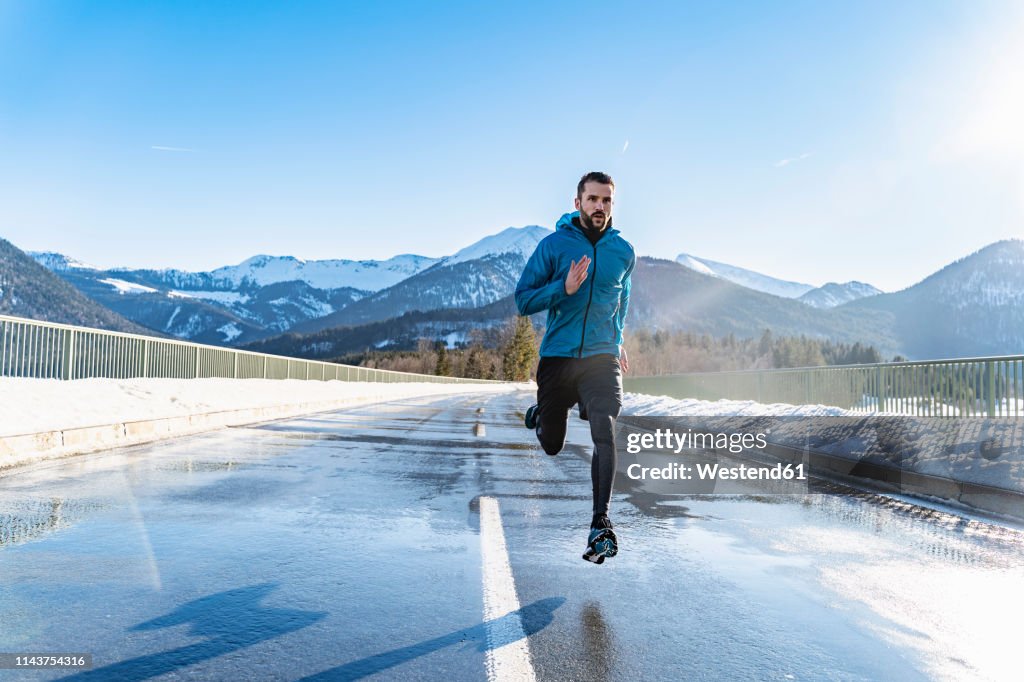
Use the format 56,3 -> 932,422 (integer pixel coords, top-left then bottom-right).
1,390 -> 1022,681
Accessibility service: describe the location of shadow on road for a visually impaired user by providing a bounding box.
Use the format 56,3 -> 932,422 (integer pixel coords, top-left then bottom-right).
298,597 -> 565,681
58,583 -> 326,681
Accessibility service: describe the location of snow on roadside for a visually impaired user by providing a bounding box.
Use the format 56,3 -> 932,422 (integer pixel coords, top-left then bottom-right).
622,392 -> 856,417
0,377 -> 524,437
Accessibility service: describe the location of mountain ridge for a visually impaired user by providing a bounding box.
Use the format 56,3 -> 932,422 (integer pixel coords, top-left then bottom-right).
2,239 -> 158,335
24,232 -> 1024,362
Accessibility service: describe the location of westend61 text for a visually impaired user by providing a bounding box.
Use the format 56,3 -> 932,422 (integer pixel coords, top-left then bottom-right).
627,462 -> 807,481
625,428 -> 768,455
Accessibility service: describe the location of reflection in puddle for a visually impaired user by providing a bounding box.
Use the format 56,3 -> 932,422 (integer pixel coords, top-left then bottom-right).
0,497 -> 108,548
158,459 -> 241,473
580,602 -> 615,678
246,430 -> 535,451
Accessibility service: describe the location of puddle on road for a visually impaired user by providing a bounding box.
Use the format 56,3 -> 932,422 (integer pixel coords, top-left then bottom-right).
156,459 -> 244,473
241,430 -> 535,452
0,497 -> 110,549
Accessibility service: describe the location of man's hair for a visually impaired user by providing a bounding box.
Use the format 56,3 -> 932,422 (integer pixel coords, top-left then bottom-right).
576,171 -> 615,199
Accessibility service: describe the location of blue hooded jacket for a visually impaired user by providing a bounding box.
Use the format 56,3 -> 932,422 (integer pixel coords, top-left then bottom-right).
515,212 -> 636,358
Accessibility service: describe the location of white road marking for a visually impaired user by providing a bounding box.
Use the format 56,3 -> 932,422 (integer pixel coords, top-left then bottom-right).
479,496 -> 537,682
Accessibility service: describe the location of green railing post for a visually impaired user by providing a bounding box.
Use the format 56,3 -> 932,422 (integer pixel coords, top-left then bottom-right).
2,313 -> 504,387
61,329 -> 75,380
985,361 -> 995,417
876,366 -> 886,412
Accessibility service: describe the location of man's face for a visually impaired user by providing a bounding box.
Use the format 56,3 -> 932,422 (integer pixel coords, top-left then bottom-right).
574,181 -> 614,231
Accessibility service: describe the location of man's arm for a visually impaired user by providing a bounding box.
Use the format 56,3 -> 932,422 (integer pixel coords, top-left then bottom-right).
615,255 -> 635,338
616,254 -> 636,371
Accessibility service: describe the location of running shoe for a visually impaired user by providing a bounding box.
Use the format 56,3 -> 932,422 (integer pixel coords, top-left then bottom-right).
582,515 -> 618,564
524,403 -> 539,430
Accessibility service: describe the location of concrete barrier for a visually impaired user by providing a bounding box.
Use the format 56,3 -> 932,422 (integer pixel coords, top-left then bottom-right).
763,440 -> 1024,520
618,415 -> 1024,522
0,393 -> 469,471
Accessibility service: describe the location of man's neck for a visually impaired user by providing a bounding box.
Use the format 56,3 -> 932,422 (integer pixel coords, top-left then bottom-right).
574,216 -> 606,245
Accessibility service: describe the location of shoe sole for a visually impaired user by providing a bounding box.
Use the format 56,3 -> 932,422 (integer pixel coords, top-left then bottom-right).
582,528 -> 617,563
524,404 -> 539,430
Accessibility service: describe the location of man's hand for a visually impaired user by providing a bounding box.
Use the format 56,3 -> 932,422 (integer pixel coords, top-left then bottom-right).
620,346 -> 629,374
565,255 -> 591,295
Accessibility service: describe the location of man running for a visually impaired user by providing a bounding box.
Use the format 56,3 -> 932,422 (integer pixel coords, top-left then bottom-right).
514,171 -> 636,564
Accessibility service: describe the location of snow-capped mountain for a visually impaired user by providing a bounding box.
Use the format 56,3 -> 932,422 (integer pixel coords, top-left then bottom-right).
209,253 -> 438,290
33,224 -> 1023,361
29,253 -> 401,345
4,242 -> 151,334
44,262 -> 368,345
31,225 -> 551,345
27,251 -> 98,272
927,240 -> 1024,310
291,226 -> 551,333
74,252 -> 438,294
676,253 -> 882,308
676,253 -> 815,299
439,226 -> 548,267
628,257 -> 899,356
287,239 -> 1022,361
842,239 -> 1024,358
43,266 -> 267,344
798,281 -> 882,308
253,255 -> 903,360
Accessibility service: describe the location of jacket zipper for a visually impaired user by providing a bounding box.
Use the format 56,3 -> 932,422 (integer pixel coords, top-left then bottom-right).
578,240 -> 598,357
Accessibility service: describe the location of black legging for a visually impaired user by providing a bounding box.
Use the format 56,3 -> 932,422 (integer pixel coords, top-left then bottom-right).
534,354 -> 622,516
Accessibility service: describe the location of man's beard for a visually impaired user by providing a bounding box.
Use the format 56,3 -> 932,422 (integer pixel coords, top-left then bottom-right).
580,209 -> 611,231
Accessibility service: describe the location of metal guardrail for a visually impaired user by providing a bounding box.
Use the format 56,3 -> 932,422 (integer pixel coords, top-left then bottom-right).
624,355 -> 1024,418
0,314 -> 499,385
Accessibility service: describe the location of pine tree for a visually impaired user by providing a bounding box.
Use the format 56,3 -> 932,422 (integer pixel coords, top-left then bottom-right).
434,341 -> 451,376
502,316 -> 537,381
758,329 -> 774,357
465,346 -> 483,379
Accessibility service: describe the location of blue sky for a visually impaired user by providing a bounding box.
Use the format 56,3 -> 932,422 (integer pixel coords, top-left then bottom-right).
1,0 -> 1022,291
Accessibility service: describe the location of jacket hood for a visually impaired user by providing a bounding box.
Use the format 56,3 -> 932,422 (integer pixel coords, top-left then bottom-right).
556,211 -> 620,239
